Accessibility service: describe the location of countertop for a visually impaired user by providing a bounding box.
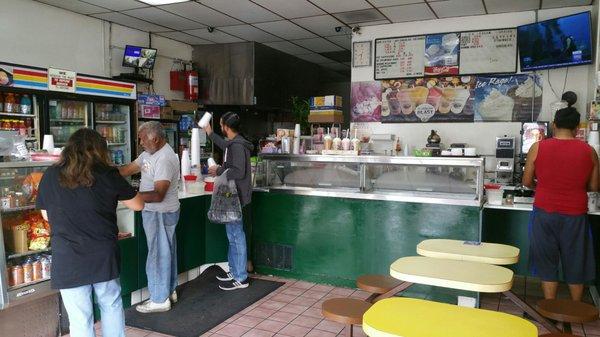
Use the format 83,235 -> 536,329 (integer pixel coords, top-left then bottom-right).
484,202 -> 600,216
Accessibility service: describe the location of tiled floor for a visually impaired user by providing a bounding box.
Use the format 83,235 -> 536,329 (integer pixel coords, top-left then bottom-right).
85,273 -> 600,337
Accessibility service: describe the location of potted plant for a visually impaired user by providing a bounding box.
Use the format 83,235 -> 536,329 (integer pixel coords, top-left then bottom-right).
290,96 -> 310,134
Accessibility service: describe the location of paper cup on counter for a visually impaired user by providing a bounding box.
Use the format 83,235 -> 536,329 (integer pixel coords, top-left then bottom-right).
42,134 -> 54,151
198,112 -> 213,128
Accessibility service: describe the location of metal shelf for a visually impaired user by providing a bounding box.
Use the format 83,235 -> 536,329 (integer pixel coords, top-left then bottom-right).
7,248 -> 50,260
8,277 -> 51,291
1,205 -> 36,213
0,113 -> 35,118
96,120 -> 126,124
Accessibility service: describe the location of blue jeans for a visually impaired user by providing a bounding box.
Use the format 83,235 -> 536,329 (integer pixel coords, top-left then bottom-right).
226,219 -> 248,282
60,278 -> 124,337
142,210 -> 180,303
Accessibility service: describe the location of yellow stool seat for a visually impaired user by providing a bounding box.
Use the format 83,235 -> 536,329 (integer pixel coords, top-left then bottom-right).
390,256 -> 514,293
417,239 -> 520,265
362,297 -> 538,337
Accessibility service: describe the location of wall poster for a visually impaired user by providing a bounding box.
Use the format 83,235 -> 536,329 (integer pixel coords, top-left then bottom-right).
375,36 -> 426,79
424,33 -> 460,76
351,81 -> 382,122
474,74 -> 543,122
460,28 -> 518,75
381,76 -> 475,123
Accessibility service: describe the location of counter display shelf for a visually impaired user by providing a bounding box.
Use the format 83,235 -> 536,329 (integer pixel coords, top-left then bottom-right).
256,154 -> 485,207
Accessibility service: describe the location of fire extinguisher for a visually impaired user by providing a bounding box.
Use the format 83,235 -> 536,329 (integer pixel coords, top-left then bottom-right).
184,70 -> 199,101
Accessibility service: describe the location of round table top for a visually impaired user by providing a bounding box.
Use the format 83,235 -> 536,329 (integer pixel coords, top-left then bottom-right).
356,274 -> 403,294
363,297 -> 538,337
322,298 -> 372,325
390,256 -> 514,293
417,239 -> 520,265
536,299 -> 599,324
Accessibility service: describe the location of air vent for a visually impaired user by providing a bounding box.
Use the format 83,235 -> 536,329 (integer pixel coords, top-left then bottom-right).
255,242 -> 293,270
334,9 -> 386,24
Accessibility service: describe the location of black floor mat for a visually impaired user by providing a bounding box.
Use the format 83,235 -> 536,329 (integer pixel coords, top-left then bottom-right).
125,265 -> 284,337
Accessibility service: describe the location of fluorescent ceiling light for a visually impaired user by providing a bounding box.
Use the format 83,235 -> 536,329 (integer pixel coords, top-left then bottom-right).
139,0 -> 190,5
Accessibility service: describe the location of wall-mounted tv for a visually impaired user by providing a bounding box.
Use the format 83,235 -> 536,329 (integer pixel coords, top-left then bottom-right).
122,45 -> 157,69
517,11 -> 592,71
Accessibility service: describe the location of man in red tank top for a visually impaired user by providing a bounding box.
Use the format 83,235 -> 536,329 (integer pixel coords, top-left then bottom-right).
523,106 -> 599,301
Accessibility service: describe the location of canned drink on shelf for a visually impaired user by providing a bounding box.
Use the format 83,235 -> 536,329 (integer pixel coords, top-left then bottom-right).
41,256 -> 51,279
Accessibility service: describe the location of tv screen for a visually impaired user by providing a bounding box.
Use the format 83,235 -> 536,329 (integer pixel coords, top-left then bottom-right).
518,12 -> 592,71
122,45 -> 157,69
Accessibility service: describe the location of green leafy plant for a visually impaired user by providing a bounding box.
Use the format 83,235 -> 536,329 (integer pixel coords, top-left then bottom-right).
290,96 -> 310,133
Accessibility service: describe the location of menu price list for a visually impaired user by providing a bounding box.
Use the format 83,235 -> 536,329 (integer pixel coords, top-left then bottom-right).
375,36 -> 425,79
459,28 -> 517,74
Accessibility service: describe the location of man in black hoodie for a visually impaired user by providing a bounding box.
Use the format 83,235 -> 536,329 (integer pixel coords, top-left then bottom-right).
203,112 -> 254,290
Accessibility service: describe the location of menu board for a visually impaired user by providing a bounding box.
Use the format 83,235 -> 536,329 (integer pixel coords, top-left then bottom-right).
459,28 -> 517,75
375,36 -> 425,80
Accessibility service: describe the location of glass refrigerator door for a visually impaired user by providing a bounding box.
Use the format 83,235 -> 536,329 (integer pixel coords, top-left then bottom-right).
48,99 -> 90,147
94,103 -> 131,166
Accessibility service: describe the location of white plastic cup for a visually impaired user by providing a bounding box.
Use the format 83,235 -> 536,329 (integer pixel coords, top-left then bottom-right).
208,157 -> 217,167
198,112 -> 212,128
42,134 -> 54,151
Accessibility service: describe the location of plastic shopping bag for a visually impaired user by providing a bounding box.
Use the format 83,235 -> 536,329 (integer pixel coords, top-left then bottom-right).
207,170 -> 242,224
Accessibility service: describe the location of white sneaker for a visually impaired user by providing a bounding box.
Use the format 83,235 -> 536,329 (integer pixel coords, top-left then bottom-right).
216,272 -> 234,282
136,299 -> 171,313
170,290 -> 178,303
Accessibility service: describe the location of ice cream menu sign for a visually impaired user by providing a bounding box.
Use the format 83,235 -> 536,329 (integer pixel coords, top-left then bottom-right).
460,28 -> 517,75
375,36 -> 425,80
474,74 -> 542,122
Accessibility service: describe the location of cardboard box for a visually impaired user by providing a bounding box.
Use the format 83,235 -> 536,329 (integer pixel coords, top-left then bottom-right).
310,95 -> 342,109
308,113 -> 344,124
169,100 -> 198,112
160,106 -> 175,120
309,109 -> 343,116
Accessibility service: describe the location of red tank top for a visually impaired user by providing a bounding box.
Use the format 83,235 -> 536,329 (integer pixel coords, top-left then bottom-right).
533,138 -> 593,215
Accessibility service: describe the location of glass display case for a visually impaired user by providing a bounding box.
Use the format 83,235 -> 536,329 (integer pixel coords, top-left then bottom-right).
0,161 -> 54,310
256,154 -> 485,206
48,99 -> 91,147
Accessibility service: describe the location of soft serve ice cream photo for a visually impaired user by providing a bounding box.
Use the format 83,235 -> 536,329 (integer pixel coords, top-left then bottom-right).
474,75 -> 542,122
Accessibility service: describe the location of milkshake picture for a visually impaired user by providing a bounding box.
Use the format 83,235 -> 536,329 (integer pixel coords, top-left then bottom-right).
451,88 -> 471,114
410,86 -> 429,106
387,89 -> 401,115
426,87 -> 443,111
439,87 -> 457,114
399,89 -> 414,115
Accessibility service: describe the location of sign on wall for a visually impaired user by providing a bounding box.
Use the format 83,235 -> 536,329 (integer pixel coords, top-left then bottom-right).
459,28 -> 518,75
375,36 -> 426,79
351,81 -> 382,122
48,68 -> 76,93
424,33 -> 460,76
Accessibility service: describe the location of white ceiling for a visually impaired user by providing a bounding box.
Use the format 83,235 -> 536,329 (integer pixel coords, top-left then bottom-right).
35,0 -> 595,74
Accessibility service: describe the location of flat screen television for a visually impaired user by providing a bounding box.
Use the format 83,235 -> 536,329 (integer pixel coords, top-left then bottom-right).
122,45 -> 157,69
518,12 -> 592,71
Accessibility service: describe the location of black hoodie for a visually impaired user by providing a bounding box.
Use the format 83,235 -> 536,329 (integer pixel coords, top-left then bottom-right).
209,133 -> 254,207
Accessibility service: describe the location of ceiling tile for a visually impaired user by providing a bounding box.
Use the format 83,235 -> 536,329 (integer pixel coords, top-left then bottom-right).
157,31 -> 214,45
292,15 -> 346,36
429,0 -> 486,18
92,12 -> 170,32
360,20 -> 392,26
219,25 -> 282,42
254,20 -> 317,39
380,3 -> 436,22
325,35 -> 352,49
252,0 -> 325,18
263,41 -> 312,55
310,0 -> 371,13
292,37 -> 344,53
321,62 -> 350,71
484,0 -> 539,13
369,0 -> 424,6
123,7 -> 205,30
334,9 -> 387,24
541,0 -> 592,8
199,0 -> 281,23
159,2 -> 243,26
295,53 -> 336,64
82,0 -> 146,11
35,0 -> 108,14
184,28 -> 245,43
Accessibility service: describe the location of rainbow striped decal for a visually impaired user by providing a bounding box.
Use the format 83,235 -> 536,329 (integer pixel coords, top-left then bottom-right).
76,75 -> 136,99
13,67 -> 48,90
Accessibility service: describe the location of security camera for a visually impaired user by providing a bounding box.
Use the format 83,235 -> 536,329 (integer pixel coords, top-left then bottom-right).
335,26 -> 342,33
352,26 -> 361,34
207,27 -> 215,33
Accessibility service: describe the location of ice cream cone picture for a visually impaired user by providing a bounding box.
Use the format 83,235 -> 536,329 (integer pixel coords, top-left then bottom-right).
439,87 -> 457,114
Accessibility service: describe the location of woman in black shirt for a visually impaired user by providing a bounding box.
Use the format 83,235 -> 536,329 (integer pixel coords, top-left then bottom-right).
37,129 -> 143,337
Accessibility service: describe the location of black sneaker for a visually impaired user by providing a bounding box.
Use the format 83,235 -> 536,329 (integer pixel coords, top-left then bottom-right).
216,272 -> 234,282
219,279 -> 249,291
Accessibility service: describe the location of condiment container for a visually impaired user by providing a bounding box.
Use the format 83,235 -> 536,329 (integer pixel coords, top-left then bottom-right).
41,256 -> 51,279
341,130 -> 351,151
23,259 -> 33,283
32,259 -> 42,281
12,265 -> 24,286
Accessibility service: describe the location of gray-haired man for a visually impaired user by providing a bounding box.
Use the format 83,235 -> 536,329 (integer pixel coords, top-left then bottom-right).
119,121 -> 180,313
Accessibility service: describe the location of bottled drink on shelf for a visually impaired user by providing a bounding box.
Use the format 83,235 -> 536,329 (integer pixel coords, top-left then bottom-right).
4,93 -> 16,113
20,94 -> 32,114
0,92 -> 4,111
13,94 -> 20,113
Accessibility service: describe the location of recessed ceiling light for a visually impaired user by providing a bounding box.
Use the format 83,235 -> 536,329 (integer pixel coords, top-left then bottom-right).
139,0 -> 189,5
